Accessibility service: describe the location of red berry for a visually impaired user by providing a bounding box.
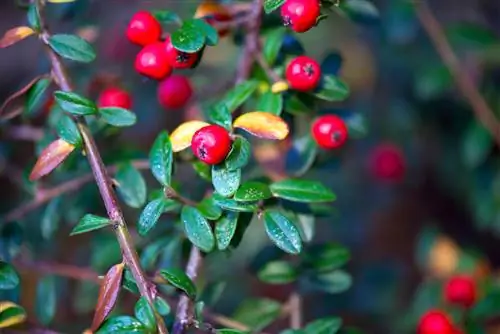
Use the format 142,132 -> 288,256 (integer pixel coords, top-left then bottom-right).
126,11 -> 162,46
281,0 -> 320,33
444,275 -> 477,308
286,56 -> 321,92
417,310 -> 454,334
191,125 -> 232,165
97,87 -> 132,109
157,75 -> 193,109
135,42 -> 172,80
311,115 -> 348,149
164,36 -> 199,69
369,143 -> 405,182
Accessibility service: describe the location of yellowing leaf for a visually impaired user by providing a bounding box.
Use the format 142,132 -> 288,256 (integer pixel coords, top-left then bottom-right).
194,1 -> 230,19
0,301 -> 27,328
29,139 -> 76,181
170,120 -> 210,152
233,112 -> 289,140
47,0 -> 77,3
271,81 -> 289,94
0,26 -> 35,48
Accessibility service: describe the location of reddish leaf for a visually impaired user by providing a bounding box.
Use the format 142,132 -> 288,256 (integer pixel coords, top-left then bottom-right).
0,75 -> 49,120
91,263 -> 125,331
29,139 -> 75,181
0,26 -> 35,48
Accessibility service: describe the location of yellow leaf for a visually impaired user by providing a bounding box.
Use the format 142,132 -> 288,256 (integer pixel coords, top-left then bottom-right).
0,301 -> 27,328
0,26 -> 35,48
47,0 -> 77,3
233,112 -> 289,140
194,1 -> 230,19
29,139 -> 76,181
271,81 -> 289,94
170,121 -> 210,152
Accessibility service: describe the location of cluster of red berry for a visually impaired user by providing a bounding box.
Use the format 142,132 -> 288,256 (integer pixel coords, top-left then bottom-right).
418,275 -> 477,334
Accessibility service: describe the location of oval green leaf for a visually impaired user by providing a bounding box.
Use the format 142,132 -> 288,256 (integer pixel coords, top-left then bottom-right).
159,268 -> 197,299
234,181 -> 272,202
149,131 -> 173,187
48,34 -> 96,63
99,107 -> 137,127
313,75 -> 350,102
70,214 -> 110,236
53,90 -> 97,116
0,262 -> 19,290
171,19 -> 205,53
215,211 -> 239,250
181,206 -> 215,252
115,163 -> 147,208
212,194 -> 258,212
137,198 -> 172,236
96,315 -> 147,334
26,77 -> 51,116
197,196 -> 223,220
270,179 -> 336,203
35,276 -> 56,325
212,165 -> 241,197
134,297 -> 155,330
263,210 -> 302,254
258,261 -> 297,284
57,115 -> 82,147
256,91 -> 283,115
225,136 -> 251,171
304,317 -> 342,334
218,80 -> 259,113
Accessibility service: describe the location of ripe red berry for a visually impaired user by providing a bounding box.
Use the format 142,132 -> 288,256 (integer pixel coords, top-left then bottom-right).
286,56 -> 321,91
417,310 -> 454,334
135,42 -> 172,80
126,11 -> 162,46
444,275 -> 477,308
191,125 -> 232,165
369,143 -> 405,182
281,0 -> 320,33
97,87 -> 132,109
311,115 -> 348,149
157,75 -> 193,109
164,36 -> 199,69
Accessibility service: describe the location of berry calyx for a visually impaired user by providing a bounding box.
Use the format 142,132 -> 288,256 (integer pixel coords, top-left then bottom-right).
311,115 -> 348,149
157,75 -> 193,109
164,36 -> 199,69
281,0 -> 320,33
444,275 -> 477,308
135,42 -> 172,80
417,310 -> 455,334
286,56 -> 321,92
369,143 -> 405,182
126,11 -> 162,46
191,125 -> 232,165
97,87 -> 132,109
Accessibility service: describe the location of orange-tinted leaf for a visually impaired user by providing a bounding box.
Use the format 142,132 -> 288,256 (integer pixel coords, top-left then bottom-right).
29,139 -> 75,181
194,1 -> 230,18
91,263 -> 125,331
233,111 -> 289,140
0,75 -> 48,120
170,120 -> 210,152
0,27 -> 35,48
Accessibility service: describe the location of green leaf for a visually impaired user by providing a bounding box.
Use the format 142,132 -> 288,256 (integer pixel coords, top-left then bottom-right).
207,104 -> 232,130
308,270 -> 352,294
263,210 -> 302,254
263,28 -> 286,65
197,196 -> 223,220
53,91 -> 97,116
134,297 -> 155,330
219,80 -> 259,113
345,112 -> 368,139
115,163 -> 147,208
234,182 -> 272,201
296,214 -> 315,242
41,197 -> 61,240
48,34 -> 96,63
160,268 -> 197,299
285,136 -> 317,177
285,93 -> 315,115
256,91 -> 283,115
36,276 -> 56,325
304,317 -> 342,334
232,298 -> 282,331
194,300 -> 205,322
0,223 -> 24,260
171,19 -> 205,53
447,23 -> 498,51
96,316 -> 147,334
137,198 -> 172,236
0,262 -> 19,290
258,261 -> 298,284
99,107 -> 136,127
153,10 -> 182,25
313,75 -> 350,102
270,179 -> 336,203
303,243 -> 350,272
0,302 -> 26,328
149,131 -> 173,186
415,65 -> 452,100
462,122 -> 493,168
215,211 -> 239,250
212,165 -> 241,197
155,296 -> 171,316
27,4 -> 41,31
192,161 -> 212,181
25,77 -> 51,115
122,269 -> 140,295
217,330 -> 249,334
225,136 -> 251,171
70,214 -> 111,236
470,290 -> 500,320
212,194 -> 258,212
56,115 -> 82,147
201,281 -> 227,307
263,0 -> 286,14
339,0 -> 379,20
193,18 -> 219,46
181,206 -> 215,252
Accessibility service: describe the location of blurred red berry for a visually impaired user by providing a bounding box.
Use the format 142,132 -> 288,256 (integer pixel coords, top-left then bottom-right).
191,125 -> 232,165
281,0 -> 320,33
135,42 -> 172,80
369,143 -> 405,182
417,310 -> 454,334
157,75 -> 193,109
126,11 -> 162,46
286,56 -> 321,91
311,115 -> 348,149
444,275 -> 477,308
97,87 -> 132,109
164,36 -> 199,69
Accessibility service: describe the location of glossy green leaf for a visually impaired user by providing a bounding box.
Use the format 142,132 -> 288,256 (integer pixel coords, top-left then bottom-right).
303,243 -> 350,273
96,316 -> 147,334
304,317 -> 342,334
234,181 -> 272,201
296,214 -> 315,242
215,211 -> 239,250
25,77 -> 51,115
225,136 -> 251,171
27,4 -> 41,31
285,135 -> 317,177
99,107 -> 136,127
137,198 -> 173,236
285,93 -> 314,115
115,163 -> 147,208
70,214 -> 110,236
36,276 -> 56,325
258,261 -> 297,284
219,80 -> 259,113
155,296 -> 171,316
263,0 -> 285,13
462,122 -> 493,168
263,210 -> 302,254
0,262 -> 19,290
313,75 -> 350,102
192,161 -> 212,181
53,91 -> 97,116
160,268 -> 197,299
41,197 -> 61,240
181,206 -> 215,252
212,165 -> 241,197
171,19 -> 205,53
0,302 -> 26,329
232,298 -> 282,331
212,194 -> 258,212
149,131 -> 173,186
256,91 -> 283,115
197,196 -> 223,220
48,34 -> 96,63
122,269 -> 140,295
193,18 -> 219,46
207,104 -> 232,130
56,115 -> 82,147
270,179 -> 336,203
308,270 -> 352,294
153,10 -> 182,25
134,297 -> 155,330
263,28 -> 285,65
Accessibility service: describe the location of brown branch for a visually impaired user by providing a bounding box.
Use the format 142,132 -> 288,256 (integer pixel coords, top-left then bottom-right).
415,1 -> 500,145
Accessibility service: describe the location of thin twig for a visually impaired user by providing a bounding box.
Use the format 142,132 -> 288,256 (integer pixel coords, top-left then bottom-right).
255,53 -> 282,83
2,125 -> 44,141
288,293 -> 302,329
415,1 -> 500,146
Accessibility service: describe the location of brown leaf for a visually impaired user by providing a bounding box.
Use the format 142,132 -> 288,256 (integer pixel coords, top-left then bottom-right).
91,263 -> 125,332
0,26 -> 35,48
0,75 -> 50,120
29,139 -> 75,181
233,111 -> 289,140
